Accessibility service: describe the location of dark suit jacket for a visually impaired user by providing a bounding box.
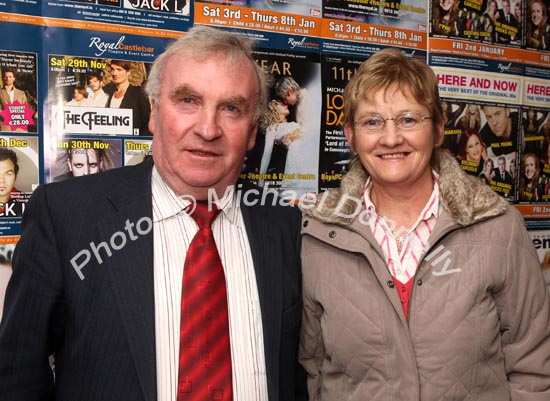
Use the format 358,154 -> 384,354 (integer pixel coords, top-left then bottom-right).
107,84 -> 151,136
0,158 -> 306,401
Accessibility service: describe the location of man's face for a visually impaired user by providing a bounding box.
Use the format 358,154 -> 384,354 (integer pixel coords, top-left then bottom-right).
68,149 -> 99,176
498,159 -> 506,173
2,72 -> 15,87
110,64 -> 130,85
503,1 -> 510,14
88,76 -> 103,92
283,88 -> 299,106
150,52 -> 259,199
0,159 -> 16,201
483,106 -> 511,138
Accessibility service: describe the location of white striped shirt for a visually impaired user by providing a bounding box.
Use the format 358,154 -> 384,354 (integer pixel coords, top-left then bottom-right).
364,173 -> 440,284
152,167 -> 268,401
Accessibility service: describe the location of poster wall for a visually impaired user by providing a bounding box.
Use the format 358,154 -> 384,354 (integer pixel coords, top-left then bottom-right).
0,0 -> 550,315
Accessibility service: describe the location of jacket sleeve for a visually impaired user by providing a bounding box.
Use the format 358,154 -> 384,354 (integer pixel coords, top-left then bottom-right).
497,210 -> 550,401
0,185 -> 64,401
299,236 -> 325,401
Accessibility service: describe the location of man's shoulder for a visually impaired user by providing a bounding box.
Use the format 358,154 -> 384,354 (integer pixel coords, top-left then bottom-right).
43,161 -> 152,202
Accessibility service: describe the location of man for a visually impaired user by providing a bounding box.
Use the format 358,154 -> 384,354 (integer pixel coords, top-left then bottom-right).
0,69 -> 28,132
495,156 -> 513,185
494,155 -> 514,198
0,147 -> 24,217
480,104 -> 519,157
0,26 -> 305,401
495,0 -> 519,44
85,73 -> 109,107
106,59 -> 151,136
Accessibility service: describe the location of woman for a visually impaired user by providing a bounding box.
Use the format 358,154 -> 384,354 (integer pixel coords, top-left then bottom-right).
65,85 -> 88,106
432,0 -> 458,35
440,101 -> 465,153
459,103 -> 481,132
520,153 -> 542,201
257,98 -> 301,187
456,129 -> 487,175
299,48 -> 550,400
483,0 -> 500,42
527,0 -> 548,49
480,157 -> 495,184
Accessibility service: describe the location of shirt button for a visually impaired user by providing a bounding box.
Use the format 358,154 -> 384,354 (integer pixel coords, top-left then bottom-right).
387,280 -> 394,288
328,231 -> 336,238
400,298 -> 407,303
417,279 -> 423,286
303,220 -> 309,228
400,287 -> 406,292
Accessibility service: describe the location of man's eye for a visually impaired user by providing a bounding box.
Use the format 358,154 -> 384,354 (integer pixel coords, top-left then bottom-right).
181,97 -> 194,104
74,163 -> 84,168
89,163 -> 98,168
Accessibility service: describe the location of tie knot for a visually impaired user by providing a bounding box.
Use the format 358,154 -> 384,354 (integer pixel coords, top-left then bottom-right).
190,202 -> 220,229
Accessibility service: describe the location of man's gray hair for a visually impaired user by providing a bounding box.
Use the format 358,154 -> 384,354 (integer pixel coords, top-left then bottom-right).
146,25 -> 269,124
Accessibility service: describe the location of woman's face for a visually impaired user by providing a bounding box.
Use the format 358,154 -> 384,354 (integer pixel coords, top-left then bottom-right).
74,90 -> 85,101
489,1 -> 497,13
344,85 -> 443,191
275,101 -> 289,122
465,134 -> 483,163
531,2 -> 544,26
468,104 -> 477,113
524,155 -> 537,179
439,0 -> 454,12
485,160 -> 494,174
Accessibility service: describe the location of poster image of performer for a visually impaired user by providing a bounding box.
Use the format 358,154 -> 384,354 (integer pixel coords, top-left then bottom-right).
317,55 -> 361,192
525,0 -> 550,50
124,138 -> 152,166
439,100 -> 518,200
48,137 -> 122,183
242,49 -> 321,197
431,0 -> 522,46
49,55 -> 152,136
0,135 -> 39,218
0,51 -> 38,133
521,108 -> 550,202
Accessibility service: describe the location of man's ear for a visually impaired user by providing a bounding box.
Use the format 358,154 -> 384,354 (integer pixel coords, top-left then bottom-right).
247,124 -> 258,151
148,99 -> 157,135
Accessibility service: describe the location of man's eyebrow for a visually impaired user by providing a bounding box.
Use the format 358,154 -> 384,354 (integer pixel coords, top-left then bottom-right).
219,95 -> 249,109
169,85 -> 200,102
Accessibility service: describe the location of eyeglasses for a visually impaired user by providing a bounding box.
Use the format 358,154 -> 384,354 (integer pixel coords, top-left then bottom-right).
354,112 -> 432,132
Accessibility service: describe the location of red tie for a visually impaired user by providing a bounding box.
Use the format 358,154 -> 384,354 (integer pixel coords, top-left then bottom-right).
177,203 -> 233,401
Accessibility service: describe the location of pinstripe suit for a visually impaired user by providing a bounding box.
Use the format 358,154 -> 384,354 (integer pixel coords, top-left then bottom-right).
0,158 -> 306,401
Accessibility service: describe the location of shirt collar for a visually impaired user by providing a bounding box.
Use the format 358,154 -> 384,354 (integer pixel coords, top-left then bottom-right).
363,169 -> 440,220
151,166 -> 242,226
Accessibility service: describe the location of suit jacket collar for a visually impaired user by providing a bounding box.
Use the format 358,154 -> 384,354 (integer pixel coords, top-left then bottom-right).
99,163 -> 283,401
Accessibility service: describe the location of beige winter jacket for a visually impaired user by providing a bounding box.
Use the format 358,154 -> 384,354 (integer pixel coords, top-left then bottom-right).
299,151 -> 550,401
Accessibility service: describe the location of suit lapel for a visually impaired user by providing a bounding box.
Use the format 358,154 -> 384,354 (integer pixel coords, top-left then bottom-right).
240,198 -> 282,401
98,160 -> 157,401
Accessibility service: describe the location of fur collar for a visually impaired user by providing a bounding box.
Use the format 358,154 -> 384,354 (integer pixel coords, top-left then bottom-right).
303,151 -> 509,226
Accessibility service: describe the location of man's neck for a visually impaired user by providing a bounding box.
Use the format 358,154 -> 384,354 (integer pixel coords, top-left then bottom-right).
3,84 -> 14,92
116,81 -> 130,92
